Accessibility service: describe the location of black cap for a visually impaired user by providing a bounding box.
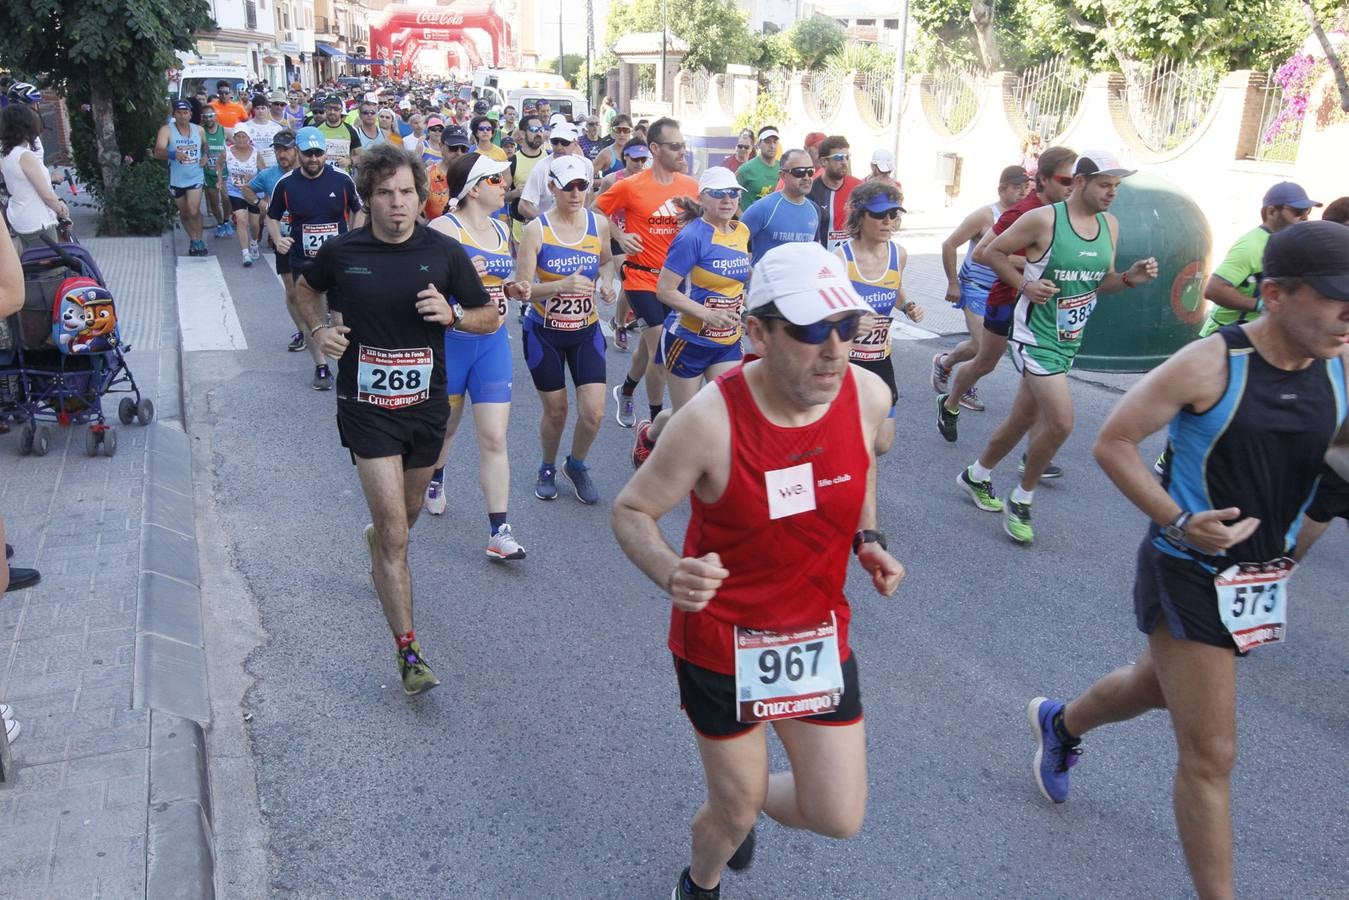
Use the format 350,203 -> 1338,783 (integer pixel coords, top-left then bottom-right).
999,165 -> 1030,185
272,129 -> 297,148
1264,220 -> 1349,301
323,96 -> 344,108
172,100 -> 192,111
444,125 -> 470,149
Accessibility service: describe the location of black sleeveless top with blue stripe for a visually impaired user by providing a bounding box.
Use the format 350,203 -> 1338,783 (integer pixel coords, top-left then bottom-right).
1155,325 -> 1347,568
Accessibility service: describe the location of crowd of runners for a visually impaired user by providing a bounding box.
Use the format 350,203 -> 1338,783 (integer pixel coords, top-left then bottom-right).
5,69 -> 1348,900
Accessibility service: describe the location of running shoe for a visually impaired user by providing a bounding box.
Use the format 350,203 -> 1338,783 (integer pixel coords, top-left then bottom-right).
242,250 -> 253,268
249,241 -> 261,261
424,480 -> 447,516
5,566 -> 40,592
1028,696 -> 1081,804
930,353 -> 951,393
632,419 -> 655,469
672,868 -> 720,900
312,364 -> 333,391
958,387 -> 985,412
613,384 -> 636,428
364,523 -> 378,588
936,395 -> 959,443
727,825 -> 756,871
957,468 -> 1003,512
562,457 -> 599,505
4,716 -> 20,744
1153,446 -> 1170,477
486,524 -> 526,560
287,331 -> 306,352
213,223 -> 229,238
1018,454 -> 1063,480
610,317 -> 629,352
221,222 -> 235,237
535,463 -> 557,501
398,641 -> 441,695
1005,499 -> 1034,544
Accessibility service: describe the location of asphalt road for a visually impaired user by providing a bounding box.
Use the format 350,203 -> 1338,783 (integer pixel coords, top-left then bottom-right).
185,240 -> 1348,899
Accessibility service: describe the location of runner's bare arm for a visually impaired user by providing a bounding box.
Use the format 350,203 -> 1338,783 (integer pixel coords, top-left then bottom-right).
1328,366 -> 1349,479
295,275 -> 346,358
656,267 -> 722,325
941,207 -> 993,301
265,216 -> 291,254
852,369 -> 905,595
984,206 -> 1054,299
153,126 -> 170,161
1094,336 -> 1260,553
1203,274 -> 1259,313
596,218 -> 617,303
1097,215 -> 1158,294
612,387 -> 732,609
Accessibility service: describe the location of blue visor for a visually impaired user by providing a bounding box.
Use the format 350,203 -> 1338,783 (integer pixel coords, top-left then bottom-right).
623,145 -> 651,159
862,194 -> 906,214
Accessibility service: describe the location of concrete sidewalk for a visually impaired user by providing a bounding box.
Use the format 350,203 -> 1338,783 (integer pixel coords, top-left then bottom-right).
1,199 -> 214,897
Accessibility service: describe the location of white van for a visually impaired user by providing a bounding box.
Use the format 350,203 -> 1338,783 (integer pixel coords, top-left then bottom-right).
175,65 -> 250,101
505,88 -> 589,121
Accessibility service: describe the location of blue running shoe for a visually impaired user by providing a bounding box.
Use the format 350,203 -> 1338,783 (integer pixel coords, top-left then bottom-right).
562,456 -> 599,505
1028,696 -> 1081,803
535,463 -> 557,501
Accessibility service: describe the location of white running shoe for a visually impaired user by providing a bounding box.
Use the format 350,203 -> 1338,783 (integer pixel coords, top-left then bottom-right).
486,524 -> 526,560
424,480 -> 448,516
242,250 -> 253,268
249,241 -> 261,261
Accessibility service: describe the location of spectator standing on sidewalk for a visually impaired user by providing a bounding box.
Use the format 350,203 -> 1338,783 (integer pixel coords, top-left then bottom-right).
1,104 -> 68,248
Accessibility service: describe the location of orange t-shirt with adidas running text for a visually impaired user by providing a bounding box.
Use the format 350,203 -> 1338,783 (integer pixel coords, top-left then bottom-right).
594,168 -> 699,291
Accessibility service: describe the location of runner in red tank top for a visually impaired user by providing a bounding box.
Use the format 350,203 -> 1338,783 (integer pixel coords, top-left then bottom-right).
613,244 -> 905,900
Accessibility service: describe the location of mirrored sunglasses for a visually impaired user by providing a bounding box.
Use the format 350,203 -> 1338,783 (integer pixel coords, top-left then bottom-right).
758,314 -> 862,344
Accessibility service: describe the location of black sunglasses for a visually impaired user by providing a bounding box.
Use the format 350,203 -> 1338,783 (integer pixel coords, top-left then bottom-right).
864,208 -> 901,221
786,166 -> 816,179
556,179 -> 590,193
300,148 -> 326,158
757,313 -> 861,344
550,138 -> 573,147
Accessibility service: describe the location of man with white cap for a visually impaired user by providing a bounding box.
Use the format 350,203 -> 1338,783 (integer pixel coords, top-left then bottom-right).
612,242 -> 905,900
735,125 -> 782,212
518,120 -> 583,222
1027,219 -> 1349,900
867,148 -> 902,193
631,166 -> 750,465
955,150 -> 1159,544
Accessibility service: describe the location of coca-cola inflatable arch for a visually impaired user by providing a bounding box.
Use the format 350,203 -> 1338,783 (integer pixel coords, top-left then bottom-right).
370,3 -> 515,77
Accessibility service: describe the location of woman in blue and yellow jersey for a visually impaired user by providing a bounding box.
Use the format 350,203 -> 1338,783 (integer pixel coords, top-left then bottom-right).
630,167 -> 752,466
516,154 -> 617,505
424,153 -> 534,560
836,181 -> 925,455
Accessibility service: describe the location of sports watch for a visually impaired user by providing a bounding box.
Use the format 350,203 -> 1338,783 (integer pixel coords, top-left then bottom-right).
852,529 -> 887,555
1162,511 -> 1191,545
450,302 -> 466,327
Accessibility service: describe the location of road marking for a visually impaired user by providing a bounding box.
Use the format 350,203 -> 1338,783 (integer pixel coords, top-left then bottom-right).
177,256 -> 248,351
891,319 -> 940,341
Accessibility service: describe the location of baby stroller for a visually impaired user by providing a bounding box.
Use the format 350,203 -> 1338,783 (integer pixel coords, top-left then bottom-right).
0,228 -> 153,457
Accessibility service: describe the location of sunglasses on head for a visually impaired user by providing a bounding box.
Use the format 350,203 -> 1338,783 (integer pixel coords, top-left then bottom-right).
757,313 -> 861,344
556,179 -> 590,193
786,166 -> 816,179
703,188 -> 741,200
865,208 -> 901,221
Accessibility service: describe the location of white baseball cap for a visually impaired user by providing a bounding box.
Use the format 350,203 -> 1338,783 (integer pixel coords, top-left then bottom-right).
549,113 -> 569,128
548,154 -> 593,187
549,121 -> 580,143
747,244 -> 870,325
1074,150 -> 1136,178
698,166 -> 741,193
870,148 -> 895,173
452,155 -> 512,203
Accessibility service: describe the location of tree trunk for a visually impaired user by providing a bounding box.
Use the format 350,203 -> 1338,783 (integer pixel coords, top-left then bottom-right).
1301,0 -> 1349,113
88,78 -> 123,200
969,0 -> 1002,71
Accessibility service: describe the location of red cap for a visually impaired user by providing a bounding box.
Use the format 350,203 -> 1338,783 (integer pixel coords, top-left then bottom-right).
804,132 -> 827,148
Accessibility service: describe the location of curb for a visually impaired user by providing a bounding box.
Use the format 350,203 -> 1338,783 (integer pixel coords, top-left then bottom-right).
132,227 -> 215,897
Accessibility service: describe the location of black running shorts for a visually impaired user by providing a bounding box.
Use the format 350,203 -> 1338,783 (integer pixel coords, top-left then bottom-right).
275,248 -> 291,276
1305,468 -> 1349,523
673,652 -> 863,740
335,398 -> 448,470
852,357 -> 898,408
1132,538 -> 1240,654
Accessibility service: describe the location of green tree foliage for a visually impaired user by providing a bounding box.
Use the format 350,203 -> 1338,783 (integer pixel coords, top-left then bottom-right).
787,16 -> 848,70
604,0 -> 758,72
0,0 -> 212,232
540,53 -> 589,83
825,42 -> 896,76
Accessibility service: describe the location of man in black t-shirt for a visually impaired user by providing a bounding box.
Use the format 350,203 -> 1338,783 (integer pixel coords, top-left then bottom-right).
297,144 -> 497,695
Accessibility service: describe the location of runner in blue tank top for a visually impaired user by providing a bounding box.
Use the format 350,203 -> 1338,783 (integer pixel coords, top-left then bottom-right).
154,101 -> 210,256
516,155 -> 616,506
1025,220 -> 1349,900
424,153 -> 533,561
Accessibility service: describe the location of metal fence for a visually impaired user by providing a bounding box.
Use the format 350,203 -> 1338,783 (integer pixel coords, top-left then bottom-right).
858,71 -> 895,126
1251,68 -> 1301,163
1012,55 -> 1087,140
684,69 -> 711,114
808,72 -> 845,122
717,73 -> 736,114
636,65 -> 658,103
929,64 -> 983,135
1124,59 -> 1222,153
763,68 -> 794,110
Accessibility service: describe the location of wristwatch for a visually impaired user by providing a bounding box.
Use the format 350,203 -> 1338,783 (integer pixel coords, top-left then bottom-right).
450,302 -> 466,327
1162,511 -> 1191,545
852,529 -> 887,555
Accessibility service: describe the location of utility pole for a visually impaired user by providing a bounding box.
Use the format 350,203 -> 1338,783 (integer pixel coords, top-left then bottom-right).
660,0 -> 667,101
558,0 -> 565,77
890,0 -> 909,161
585,0 -> 595,104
